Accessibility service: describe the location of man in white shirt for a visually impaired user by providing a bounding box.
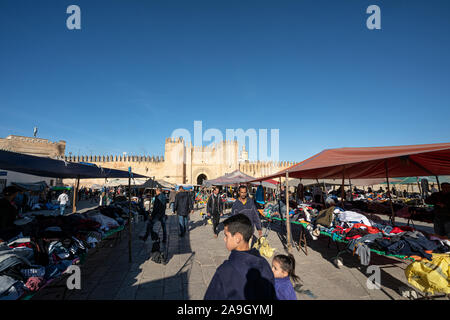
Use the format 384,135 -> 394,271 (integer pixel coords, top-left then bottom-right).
57,191 -> 69,216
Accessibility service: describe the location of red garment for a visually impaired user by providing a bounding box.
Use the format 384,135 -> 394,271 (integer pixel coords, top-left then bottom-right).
345,223 -> 381,234
25,277 -> 45,291
390,227 -> 407,234
9,242 -> 33,249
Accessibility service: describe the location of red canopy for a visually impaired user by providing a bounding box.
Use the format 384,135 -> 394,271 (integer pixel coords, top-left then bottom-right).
252,142 -> 450,180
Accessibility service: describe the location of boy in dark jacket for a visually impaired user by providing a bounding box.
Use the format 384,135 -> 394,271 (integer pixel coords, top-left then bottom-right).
204,214 -> 277,300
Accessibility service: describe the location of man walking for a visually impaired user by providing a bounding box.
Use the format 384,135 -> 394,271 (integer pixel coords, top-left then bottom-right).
57,190 -> 69,216
207,186 -> 224,238
140,188 -> 167,243
169,188 -> 176,213
174,186 -> 194,237
231,185 -> 263,243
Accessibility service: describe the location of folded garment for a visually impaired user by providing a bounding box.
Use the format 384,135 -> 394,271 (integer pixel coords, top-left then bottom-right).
25,276 -> 45,291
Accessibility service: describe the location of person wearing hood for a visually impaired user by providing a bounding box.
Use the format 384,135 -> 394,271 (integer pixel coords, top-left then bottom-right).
174,186 -> 194,237
204,214 -> 277,300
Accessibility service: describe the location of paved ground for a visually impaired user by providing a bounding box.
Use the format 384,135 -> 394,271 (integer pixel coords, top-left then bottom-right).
30,203 -> 448,300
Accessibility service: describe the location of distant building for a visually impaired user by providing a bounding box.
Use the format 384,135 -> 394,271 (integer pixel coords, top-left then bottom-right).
63,138 -> 295,187
0,135 -> 66,191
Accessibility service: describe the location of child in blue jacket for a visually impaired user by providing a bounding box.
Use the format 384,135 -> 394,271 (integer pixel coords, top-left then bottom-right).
271,254 -> 299,300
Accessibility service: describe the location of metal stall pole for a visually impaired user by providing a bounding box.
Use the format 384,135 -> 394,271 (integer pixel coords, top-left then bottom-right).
385,160 -> 395,225
72,175 -> 80,213
436,176 -> 441,192
128,170 -> 132,263
341,166 -> 345,209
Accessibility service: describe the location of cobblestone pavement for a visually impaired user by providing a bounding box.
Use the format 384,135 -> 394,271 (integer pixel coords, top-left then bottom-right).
30,204 -> 448,300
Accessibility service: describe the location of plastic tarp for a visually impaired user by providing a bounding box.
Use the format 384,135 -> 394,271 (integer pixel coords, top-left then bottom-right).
156,180 -> 175,188
0,149 -> 147,179
11,181 -> 48,192
105,178 -> 148,187
288,178 -> 388,187
251,143 -> 450,180
382,176 -> 450,185
405,254 -> 450,294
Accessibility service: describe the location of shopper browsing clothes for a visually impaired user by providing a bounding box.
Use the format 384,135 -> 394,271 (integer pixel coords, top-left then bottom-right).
204,214 -> 276,300
174,186 -> 194,237
57,190 -> 69,216
207,186 -> 224,238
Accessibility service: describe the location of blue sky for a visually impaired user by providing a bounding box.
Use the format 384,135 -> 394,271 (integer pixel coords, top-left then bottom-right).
1,0 -> 449,162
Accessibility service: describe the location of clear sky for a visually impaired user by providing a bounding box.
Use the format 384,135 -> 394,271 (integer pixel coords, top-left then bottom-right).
1,0 -> 449,162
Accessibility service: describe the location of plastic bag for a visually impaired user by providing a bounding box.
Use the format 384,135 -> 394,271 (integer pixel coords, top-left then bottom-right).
405,253 -> 450,294
253,237 -> 275,258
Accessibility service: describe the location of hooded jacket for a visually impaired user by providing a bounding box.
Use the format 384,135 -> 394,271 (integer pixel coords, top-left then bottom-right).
204,248 -> 277,300
174,191 -> 193,217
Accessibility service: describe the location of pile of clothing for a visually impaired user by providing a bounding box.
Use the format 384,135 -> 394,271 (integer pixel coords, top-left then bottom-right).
0,202 -> 129,300
306,206 -> 450,266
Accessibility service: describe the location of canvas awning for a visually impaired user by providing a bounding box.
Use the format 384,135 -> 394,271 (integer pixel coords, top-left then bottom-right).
104,178 -> 149,187
203,170 -> 278,189
251,143 -> 450,181
0,149 -> 148,179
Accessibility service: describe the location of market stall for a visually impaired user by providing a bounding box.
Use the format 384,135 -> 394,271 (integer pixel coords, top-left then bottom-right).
0,150 -> 148,300
251,143 -> 450,298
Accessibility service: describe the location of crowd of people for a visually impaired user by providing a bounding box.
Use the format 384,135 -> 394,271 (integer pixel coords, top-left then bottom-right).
2,178 -> 449,301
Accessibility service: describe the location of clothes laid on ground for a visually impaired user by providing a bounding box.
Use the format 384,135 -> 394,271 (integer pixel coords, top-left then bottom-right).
0,199 -> 131,300
315,206 -> 336,227
337,210 -> 373,227
261,199 -> 450,267
204,248 -> 277,300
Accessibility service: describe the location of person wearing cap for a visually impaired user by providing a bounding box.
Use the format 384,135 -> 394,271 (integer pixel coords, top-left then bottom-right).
0,186 -> 20,234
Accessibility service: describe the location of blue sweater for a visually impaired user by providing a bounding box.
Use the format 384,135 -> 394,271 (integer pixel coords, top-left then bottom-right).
204,248 -> 277,300
274,276 -> 297,300
231,197 -> 262,230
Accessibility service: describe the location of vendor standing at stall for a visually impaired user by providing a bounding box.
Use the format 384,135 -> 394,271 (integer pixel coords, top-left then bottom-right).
426,182 -> 450,237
